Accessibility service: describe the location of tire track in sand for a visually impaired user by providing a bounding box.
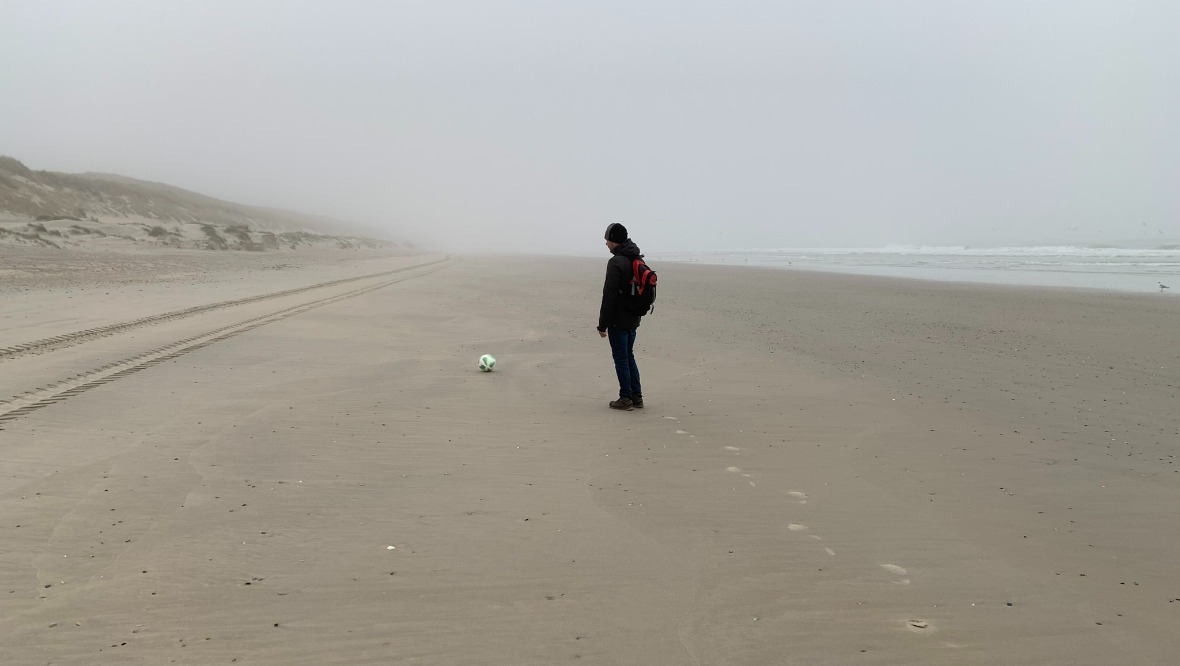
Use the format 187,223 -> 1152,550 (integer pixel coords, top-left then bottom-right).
0,256 -> 452,362
0,258 -> 458,424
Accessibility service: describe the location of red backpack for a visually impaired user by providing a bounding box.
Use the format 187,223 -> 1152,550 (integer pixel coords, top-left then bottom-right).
624,258 -> 658,316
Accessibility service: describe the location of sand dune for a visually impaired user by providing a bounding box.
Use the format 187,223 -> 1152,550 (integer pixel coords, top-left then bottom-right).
0,156 -> 407,252
0,156 -> 385,239
1,254 -> 1177,664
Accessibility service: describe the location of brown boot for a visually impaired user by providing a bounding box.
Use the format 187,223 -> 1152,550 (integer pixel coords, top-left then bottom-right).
609,398 -> 634,411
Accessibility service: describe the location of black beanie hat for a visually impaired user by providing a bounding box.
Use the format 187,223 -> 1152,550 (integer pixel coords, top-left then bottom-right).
604,223 -> 628,243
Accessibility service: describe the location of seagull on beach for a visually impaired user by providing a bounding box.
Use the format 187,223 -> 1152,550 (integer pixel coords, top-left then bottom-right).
1160,282 -> 1171,292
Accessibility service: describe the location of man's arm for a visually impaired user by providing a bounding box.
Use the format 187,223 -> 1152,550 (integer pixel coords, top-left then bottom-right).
598,257 -> 623,332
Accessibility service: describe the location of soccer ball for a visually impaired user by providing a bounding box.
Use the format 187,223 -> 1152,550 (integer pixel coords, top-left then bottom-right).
478,354 -> 496,372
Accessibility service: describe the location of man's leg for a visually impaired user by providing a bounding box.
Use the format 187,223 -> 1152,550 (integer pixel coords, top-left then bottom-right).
607,327 -> 633,401
626,328 -> 642,399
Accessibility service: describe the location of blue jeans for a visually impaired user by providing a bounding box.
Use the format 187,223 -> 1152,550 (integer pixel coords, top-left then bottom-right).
607,327 -> 642,400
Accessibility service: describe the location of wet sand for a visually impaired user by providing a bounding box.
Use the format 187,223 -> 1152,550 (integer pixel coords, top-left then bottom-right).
1,254 -> 1177,664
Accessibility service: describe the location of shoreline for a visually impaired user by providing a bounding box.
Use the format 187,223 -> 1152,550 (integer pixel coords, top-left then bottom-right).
651,247 -> 1180,295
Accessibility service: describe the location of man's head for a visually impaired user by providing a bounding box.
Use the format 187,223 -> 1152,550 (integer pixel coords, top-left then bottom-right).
604,222 -> 628,250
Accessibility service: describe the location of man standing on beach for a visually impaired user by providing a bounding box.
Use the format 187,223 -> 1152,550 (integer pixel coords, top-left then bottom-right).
598,223 -> 644,411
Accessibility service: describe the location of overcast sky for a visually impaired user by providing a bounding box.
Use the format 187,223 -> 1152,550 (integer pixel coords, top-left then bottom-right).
2,1 -> 1178,253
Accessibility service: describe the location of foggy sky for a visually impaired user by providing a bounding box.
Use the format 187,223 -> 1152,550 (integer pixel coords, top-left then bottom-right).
2,1 -> 1178,254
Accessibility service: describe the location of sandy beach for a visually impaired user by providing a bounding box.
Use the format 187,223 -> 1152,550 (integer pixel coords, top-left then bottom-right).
1,253 -> 1177,664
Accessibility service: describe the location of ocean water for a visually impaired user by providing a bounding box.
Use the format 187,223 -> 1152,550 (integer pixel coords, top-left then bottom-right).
652,246 -> 1180,294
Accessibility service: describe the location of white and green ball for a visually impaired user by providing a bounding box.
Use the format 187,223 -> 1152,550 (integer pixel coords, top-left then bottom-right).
478,354 -> 496,372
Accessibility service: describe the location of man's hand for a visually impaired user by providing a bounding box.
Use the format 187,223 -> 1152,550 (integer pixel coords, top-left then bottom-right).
598,329 -> 607,338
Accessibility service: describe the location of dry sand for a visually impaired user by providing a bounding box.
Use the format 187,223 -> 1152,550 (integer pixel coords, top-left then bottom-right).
1,253 -> 1177,664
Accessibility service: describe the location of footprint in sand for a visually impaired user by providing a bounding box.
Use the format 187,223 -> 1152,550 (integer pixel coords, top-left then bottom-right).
824,547 -> 836,556
726,466 -> 742,473
906,619 -> 932,633
787,523 -> 809,533
676,430 -> 689,435
881,563 -> 911,585
663,416 -> 679,421
724,446 -> 740,452
787,490 -> 808,504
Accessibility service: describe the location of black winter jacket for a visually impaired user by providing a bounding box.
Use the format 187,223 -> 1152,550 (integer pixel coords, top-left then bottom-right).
598,240 -> 643,331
